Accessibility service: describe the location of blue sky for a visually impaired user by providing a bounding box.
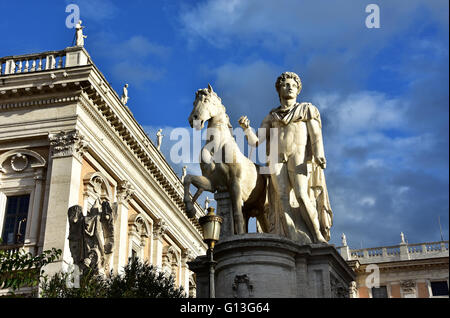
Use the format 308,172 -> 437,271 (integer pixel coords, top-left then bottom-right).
1,0 -> 448,248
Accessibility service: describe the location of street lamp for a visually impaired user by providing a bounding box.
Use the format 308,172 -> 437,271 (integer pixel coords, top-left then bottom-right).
198,207 -> 223,298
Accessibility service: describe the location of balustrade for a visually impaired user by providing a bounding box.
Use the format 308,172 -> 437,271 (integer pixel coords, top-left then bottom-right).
348,241 -> 448,263
0,50 -> 67,76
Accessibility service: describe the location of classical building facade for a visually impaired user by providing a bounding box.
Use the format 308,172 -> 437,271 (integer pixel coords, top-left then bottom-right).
338,235 -> 449,298
0,46 -> 206,296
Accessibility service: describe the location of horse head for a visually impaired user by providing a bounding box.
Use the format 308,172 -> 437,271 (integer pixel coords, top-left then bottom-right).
189,84 -> 226,130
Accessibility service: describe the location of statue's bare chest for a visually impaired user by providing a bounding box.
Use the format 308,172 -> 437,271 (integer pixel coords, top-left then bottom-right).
271,120 -> 308,147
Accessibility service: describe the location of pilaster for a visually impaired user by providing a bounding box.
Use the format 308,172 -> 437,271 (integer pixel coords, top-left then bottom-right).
181,249 -> 194,295
152,219 -> 168,268
42,130 -> 88,275
113,180 -> 134,273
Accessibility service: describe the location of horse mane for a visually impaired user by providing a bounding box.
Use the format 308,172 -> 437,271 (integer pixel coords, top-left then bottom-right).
196,88 -> 231,128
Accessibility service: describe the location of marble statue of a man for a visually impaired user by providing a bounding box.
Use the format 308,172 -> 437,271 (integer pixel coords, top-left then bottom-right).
239,72 -> 332,243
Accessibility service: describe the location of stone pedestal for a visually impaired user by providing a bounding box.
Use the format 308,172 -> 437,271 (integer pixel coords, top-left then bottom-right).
189,234 -> 355,298
214,192 -> 233,239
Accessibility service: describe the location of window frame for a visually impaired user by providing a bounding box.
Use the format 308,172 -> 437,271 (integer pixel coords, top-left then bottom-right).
0,149 -> 47,252
429,280 -> 449,298
371,285 -> 389,298
1,194 -> 31,245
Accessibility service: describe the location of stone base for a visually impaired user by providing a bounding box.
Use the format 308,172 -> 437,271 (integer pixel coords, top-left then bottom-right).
189,234 -> 355,298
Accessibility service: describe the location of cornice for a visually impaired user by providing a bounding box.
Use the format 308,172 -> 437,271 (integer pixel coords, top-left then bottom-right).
77,95 -> 202,234
0,58 -> 204,233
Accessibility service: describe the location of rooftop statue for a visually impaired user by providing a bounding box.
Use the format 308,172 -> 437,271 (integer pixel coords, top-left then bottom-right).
181,165 -> 187,183
121,84 -> 129,105
75,20 -> 87,47
156,129 -> 164,150
204,196 -> 211,210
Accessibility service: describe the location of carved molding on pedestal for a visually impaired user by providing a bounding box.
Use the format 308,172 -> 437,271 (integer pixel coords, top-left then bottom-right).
232,274 -> 254,298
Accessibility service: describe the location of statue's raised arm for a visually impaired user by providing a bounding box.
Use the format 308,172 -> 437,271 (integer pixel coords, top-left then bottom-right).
238,114 -> 271,147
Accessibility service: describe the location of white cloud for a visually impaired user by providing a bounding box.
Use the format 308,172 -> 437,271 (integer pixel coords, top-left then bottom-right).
179,0 -> 448,52
88,33 -> 171,87
313,91 -> 405,136
359,197 -> 376,207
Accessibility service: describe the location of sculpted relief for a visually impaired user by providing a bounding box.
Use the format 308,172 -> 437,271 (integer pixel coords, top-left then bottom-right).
68,173 -> 118,274
184,72 -> 332,244
68,200 -> 117,275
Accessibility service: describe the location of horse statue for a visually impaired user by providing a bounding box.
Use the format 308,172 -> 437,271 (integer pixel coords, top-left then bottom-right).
183,84 -> 268,235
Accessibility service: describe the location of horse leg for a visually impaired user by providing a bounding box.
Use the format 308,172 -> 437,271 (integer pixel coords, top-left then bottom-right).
192,188 -> 204,203
256,211 -> 270,233
230,180 -> 245,234
183,174 -> 214,218
243,212 -> 250,233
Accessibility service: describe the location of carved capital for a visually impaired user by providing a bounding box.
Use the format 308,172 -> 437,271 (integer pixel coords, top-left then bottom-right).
117,179 -> 134,203
153,219 -> 168,239
49,130 -> 89,160
181,248 -> 194,266
400,280 -> 416,294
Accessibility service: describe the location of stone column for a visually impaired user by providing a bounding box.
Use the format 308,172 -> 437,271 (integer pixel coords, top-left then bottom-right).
42,130 -> 89,275
113,180 -> 134,273
24,169 -> 45,248
214,192 -> 233,239
180,249 -> 193,295
152,219 -> 168,268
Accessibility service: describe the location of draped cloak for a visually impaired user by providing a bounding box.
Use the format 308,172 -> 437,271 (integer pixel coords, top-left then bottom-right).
265,102 -> 333,241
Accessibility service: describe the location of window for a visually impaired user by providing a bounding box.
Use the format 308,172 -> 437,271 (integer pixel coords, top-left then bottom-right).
1,195 -> 30,245
431,281 -> 449,297
372,286 -> 388,298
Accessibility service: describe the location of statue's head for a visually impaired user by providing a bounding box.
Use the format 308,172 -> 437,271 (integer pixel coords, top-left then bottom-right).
189,84 -> 225,130
275,72 -> 302,99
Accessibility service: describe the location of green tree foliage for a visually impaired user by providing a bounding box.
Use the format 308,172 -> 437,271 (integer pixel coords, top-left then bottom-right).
40,258 -> 186,298
0,240 -> 61,293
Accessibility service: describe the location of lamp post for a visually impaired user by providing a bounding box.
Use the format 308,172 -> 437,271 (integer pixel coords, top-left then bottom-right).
198,207 -> 223,298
